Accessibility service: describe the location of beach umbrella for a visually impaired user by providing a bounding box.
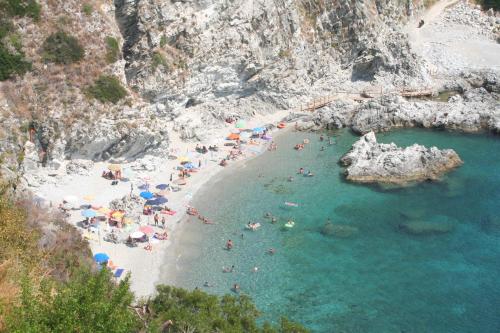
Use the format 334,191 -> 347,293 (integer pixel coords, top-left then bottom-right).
253,127 -> 265,133
147,197 -> 168,206
227,133 -> 240,141
178,156 -> 190,163
156,184 -> 169,190
235,120 -> 246,128
94,253 -> 109,263
139,225 -> 154,235
107,164 -> 121,172
81,209 -> 97,218
156,190 -> 169,197
140,191 -> 154,199
111,211 -> 125,219
130,231 -> 145,239
183,162 -> 195,169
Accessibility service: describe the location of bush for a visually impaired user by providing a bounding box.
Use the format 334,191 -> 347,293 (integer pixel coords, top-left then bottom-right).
105,36 -> 119,63
81,3 -> 92,16
159,35 -> 167,48
0,0 -> 41,20
42,31 -> 84,64
146,285 -> 309,333
87,75 -> 128,104
151,51 -> 168,70
4,268 -> 140,333
0,43 -> 31,81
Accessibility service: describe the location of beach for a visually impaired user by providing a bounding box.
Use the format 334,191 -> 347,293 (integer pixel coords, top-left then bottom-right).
31,109 -> 291,297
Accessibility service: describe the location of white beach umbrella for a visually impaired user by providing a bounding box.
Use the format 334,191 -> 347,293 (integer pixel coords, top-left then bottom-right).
130,231 -> 145,239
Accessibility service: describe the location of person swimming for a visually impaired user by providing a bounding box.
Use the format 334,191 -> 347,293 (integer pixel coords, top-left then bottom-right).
271,217 -> 277,224
268,248 -> 276,255
223,265 -> 235,273
232,283 -> 240,293
320,135 -> 324,141
288,176 -> 294,182
226,239 -> 233,250
298,167 -> 304,174
320,146 -> 325,151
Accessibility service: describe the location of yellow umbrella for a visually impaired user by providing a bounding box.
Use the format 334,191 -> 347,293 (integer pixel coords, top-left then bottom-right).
122,217 -> 134,225
178,156 -> 190,163
108,164 -> 121,171
111,211 -> 125,219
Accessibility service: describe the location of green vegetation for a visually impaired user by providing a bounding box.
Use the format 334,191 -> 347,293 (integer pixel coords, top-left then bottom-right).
151,51 -> 168,70
0,44 -> 31,81
105,36 -> 120,63
278,49 -> 291,58
147,285 -> 309,332
0,0 -> 41,20
81,2 -> 93,16
0,0 -> 40,81
4,268 -> 139,333
159,35 -> 167,48
477,0 -> 500,10
87,75 -> 128,104
42,31 -> 84,65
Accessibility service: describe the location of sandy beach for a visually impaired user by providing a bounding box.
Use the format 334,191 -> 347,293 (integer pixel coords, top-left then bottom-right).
32,109 -> 292,297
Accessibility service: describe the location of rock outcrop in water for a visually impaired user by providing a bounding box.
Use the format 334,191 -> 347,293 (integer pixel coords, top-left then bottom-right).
340,131 -> 463,184
398,215 -> 456,235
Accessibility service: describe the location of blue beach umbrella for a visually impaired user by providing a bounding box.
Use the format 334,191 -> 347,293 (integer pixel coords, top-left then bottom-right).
140,191 -> 154,199
156,184 -> 169,190
183,162 -> 195,169
81,209 -> 97,218
153,197 -> 168,204
252,127 -> 265,134
94,253 -> 109,263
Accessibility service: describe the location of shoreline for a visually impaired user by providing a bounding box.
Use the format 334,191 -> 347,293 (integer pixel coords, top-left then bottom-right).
29,109 -> 292,298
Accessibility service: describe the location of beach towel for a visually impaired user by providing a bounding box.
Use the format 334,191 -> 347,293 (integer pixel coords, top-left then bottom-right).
114,269 -> 124,278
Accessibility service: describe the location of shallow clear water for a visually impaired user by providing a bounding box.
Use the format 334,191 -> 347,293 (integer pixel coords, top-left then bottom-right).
167,129 -> 500,333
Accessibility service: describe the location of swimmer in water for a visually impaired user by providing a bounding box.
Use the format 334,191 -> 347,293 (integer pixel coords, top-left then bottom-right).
288,176 -> 294,182
298,167 -> 304,174
232,283 -> 240,293
271,217 -> 277,224
268,248 -> 276,255
252,266 -> 259,273
226,239 -> 233,250
320,135 -> 324,141
320,146 -> 325,151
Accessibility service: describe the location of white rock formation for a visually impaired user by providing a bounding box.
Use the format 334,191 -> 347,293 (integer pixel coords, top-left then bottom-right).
340,131 -> 463,184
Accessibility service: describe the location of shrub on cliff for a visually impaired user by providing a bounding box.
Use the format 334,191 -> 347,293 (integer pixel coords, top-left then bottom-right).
105,36 -> 120,63
42,31 -> 84,64
0,44 -> 31,81
86,75 -> 128,104
0,0 -> 40,20
478,0 -> 500,10
146,285 -> 309,333
4,268 -> 139,333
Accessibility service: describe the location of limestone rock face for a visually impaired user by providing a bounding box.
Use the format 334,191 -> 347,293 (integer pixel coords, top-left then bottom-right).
340,131 -> 463,184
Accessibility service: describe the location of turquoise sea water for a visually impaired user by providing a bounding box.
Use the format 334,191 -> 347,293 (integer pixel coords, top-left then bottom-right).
167,129 -> 500,332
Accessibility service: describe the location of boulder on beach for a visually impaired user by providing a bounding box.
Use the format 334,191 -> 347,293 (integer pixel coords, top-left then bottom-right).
398,215 -> 456,235
321,222 -> 359,238
340,131 -> 463,185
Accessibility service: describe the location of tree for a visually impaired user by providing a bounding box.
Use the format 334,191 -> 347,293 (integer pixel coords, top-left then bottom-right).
4,268 -> 139,333
146,285 -> 309,333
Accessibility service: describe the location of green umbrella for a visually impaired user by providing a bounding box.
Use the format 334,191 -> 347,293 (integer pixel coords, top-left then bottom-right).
235,120 -> 246,128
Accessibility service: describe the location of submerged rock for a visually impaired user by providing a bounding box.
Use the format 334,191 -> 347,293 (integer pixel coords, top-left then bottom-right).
320,222 -> 359,238
398,215 -> 456,235
340,131 -> 463,185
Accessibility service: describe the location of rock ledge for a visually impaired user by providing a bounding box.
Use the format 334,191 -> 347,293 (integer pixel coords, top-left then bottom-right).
340,132 -> 463,184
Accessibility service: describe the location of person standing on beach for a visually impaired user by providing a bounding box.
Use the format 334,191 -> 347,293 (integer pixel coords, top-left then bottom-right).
199,159 -> 202,168
170,173 -> 173,182
154,213 -> 159,226
161,216 -> 166,229
130,183 -> 133,197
